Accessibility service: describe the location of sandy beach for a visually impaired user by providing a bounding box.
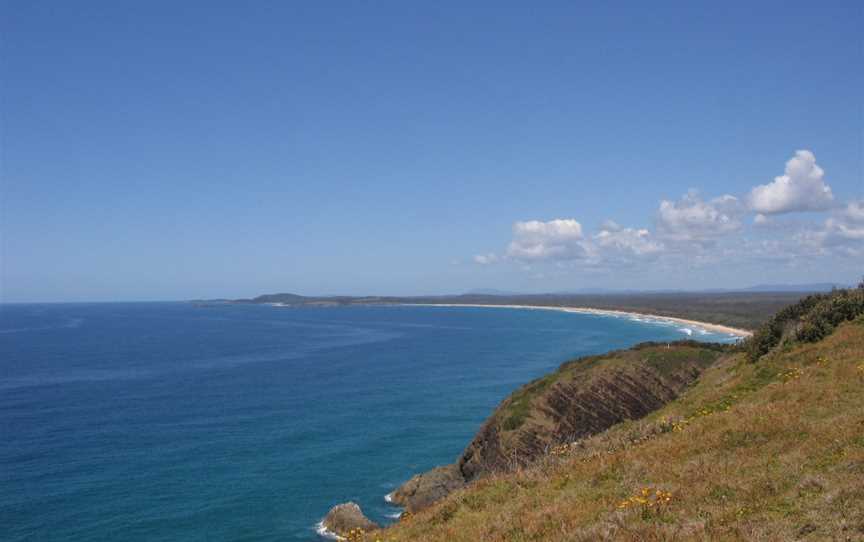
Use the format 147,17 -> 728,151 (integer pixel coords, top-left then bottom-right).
407,303 -> 753,338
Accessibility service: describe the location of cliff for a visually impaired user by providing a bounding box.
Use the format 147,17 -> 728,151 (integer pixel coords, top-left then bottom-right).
390,341 -> 729,511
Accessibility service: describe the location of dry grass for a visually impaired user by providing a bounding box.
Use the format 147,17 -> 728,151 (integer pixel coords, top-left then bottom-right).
370,318 -> 864,541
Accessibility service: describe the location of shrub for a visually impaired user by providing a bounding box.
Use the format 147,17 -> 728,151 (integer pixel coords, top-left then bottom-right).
744,285 -> 864,362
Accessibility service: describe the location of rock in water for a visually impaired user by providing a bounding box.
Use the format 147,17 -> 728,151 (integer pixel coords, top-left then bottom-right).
390,464 -> 466,512
321,502 -> 379,536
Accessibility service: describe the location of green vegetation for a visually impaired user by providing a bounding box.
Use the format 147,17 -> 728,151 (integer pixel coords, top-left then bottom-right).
744,282 -> 864,361
365,287 -> 864,541
501,373 -> 556,431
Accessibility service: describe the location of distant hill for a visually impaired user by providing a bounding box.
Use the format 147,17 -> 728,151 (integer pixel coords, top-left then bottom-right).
244,292 -> 308,304
463,288 -> 525,296
740,282 -> 847,292
465,284 -> 847,295
467,288 -> 625,295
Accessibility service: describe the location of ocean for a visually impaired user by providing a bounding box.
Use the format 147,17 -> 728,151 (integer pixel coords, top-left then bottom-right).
0,302 -> 737,541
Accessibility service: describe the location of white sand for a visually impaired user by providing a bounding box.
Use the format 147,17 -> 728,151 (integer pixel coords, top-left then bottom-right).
407,303 -> 753,338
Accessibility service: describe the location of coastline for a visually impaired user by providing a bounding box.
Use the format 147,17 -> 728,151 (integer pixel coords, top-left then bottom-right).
290,300 -> 755,534
314,521 -> 341,541
403,303 -> 753,338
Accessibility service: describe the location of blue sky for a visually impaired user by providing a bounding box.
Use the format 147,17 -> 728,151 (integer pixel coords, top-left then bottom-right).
2,1 -> 862,302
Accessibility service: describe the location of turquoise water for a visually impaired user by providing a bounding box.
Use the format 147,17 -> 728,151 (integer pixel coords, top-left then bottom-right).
0,303 -> 736,541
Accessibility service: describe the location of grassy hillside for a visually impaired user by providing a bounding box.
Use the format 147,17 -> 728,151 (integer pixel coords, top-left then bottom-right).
388,342 -> 730,514
369,293 -> 864,541
459,341 -> 728,480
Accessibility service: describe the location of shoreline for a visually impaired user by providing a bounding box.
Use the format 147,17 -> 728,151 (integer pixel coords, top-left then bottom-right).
314,521 -> 341,541
403,303 -> 753,338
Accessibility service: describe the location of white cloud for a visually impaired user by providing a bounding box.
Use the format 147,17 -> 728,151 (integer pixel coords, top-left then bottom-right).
505,219 -> 591,261
824,200 -> 864,243
494,218 -> 663,268
475,151 -> 858,278
593,221 -> 663,257
657,191 -> 741,243
824,220 -> 864,242
841,200 -> 864,223
789,200 -> 864,259
473,253 -> 499,265
748,150 -> 833,214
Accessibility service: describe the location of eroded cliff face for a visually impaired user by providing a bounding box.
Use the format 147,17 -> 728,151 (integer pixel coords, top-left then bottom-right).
457,362 -> 703,479
389,465 -> 465,512
392,342 -> 726,512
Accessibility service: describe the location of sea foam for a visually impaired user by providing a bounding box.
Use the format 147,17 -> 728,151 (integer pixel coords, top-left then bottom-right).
315,521 -> 342,540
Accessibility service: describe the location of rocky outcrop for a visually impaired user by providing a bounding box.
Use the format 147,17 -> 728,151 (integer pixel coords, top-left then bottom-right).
392,342 -> 726,511
389,464 -> 465,512
458,362 -> 702,478
321,502 -> 379,537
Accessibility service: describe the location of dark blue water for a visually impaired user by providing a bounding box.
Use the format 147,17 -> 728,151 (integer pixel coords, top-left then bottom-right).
0,303 -> 735,541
